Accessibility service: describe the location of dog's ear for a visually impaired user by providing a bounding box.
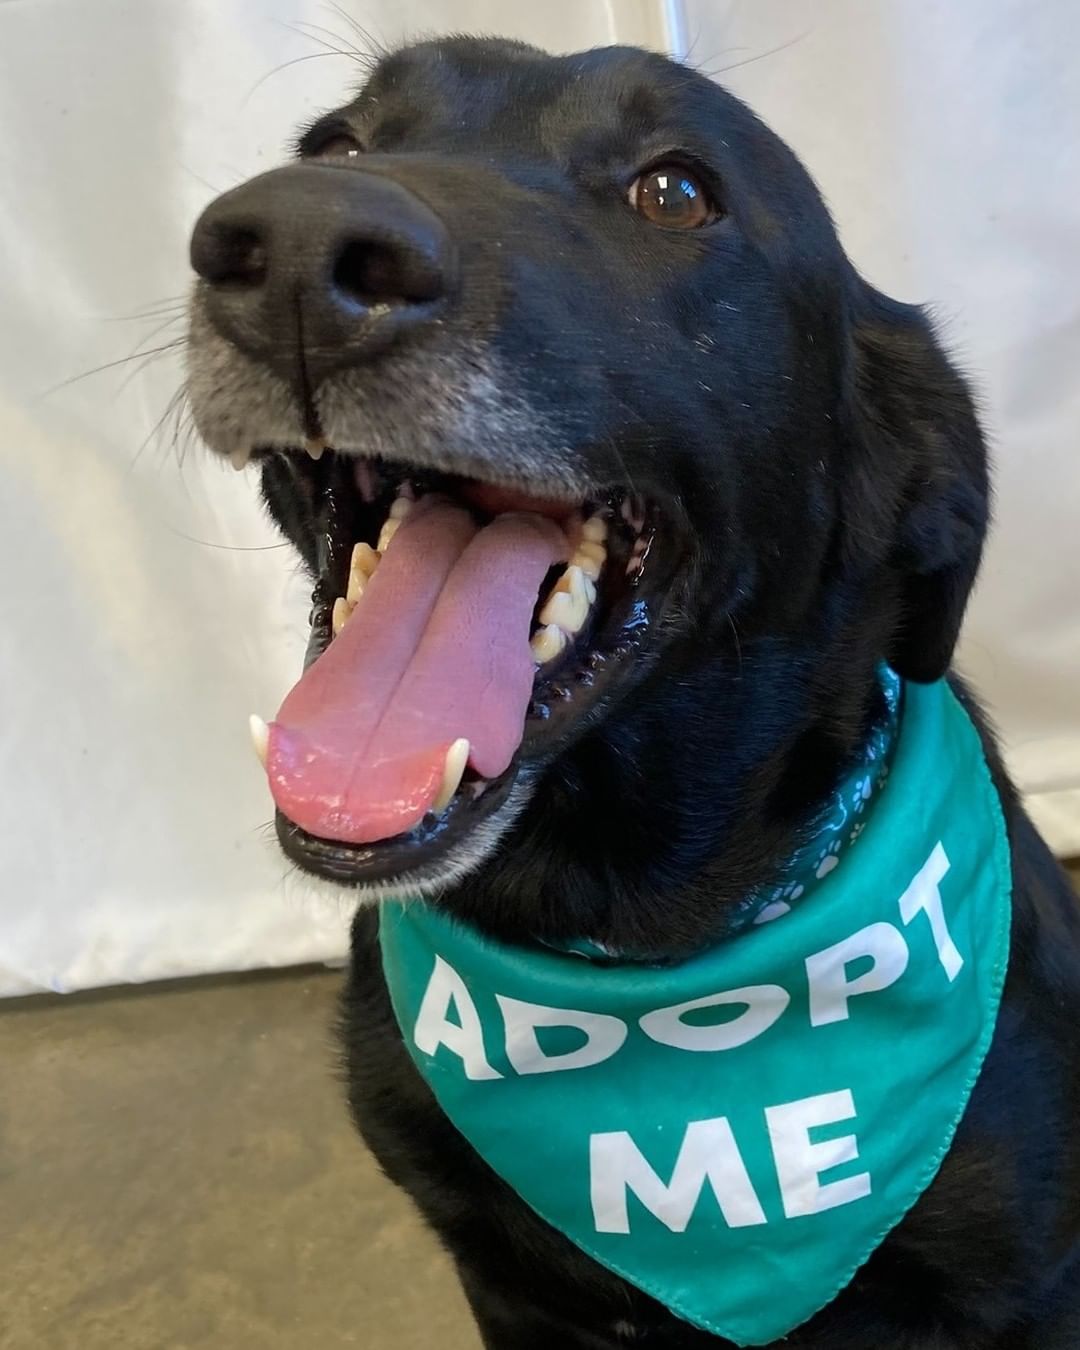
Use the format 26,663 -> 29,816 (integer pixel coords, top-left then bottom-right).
844,283 -> 990,683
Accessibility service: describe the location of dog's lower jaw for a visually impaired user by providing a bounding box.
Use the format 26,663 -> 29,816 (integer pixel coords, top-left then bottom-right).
285,770 -> 540,906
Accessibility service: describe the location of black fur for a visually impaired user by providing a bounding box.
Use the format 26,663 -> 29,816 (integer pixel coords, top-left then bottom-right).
198,38 -> 1080,1347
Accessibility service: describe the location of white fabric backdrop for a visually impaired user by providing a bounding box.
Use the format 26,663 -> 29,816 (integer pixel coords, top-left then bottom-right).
675,0 -> 1080,854
0,0 -> 672,996
1,0 -> 1074,996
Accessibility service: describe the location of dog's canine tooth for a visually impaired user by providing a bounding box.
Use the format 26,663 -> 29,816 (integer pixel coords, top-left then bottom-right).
305,437 -> 327,461
432,738 -> 470,813
530,623 -> 568,664
389,496 -> 415,521
581,514 -> 608,543
377,518 -> 402,552
332,596 -> 353,635
248,714 -> 269,767
229,447 -> 252,471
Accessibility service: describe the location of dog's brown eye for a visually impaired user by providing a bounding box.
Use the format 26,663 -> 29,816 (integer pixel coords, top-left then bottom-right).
316,134 -> 364,160
629,166 -> 715,229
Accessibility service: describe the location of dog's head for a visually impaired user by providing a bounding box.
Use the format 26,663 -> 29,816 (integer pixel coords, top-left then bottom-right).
186,38 -> 988,954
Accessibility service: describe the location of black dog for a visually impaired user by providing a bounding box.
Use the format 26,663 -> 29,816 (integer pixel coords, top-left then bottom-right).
186,38 -> 1080,1348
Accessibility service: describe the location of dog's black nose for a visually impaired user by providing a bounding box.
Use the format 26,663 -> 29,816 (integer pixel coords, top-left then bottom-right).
189,163 -> 454,387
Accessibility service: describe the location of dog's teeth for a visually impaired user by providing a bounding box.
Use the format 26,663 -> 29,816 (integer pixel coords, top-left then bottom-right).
305,437 -> 327,461
248,714 -> 269,768
350,541 -> 380,578
573,554 -> 602,581
539,565 -> 591,632
539,591 -> 583,633
346,544 -> 376,602
346,569 -> 368,605
553,563 -> 596,605
572,540 -> 606,581
377,518 -> 402,552
581,514 -> 608,543
432,738 -> 469,813
531,623 -> 568,665
229,447 -> 252,471
389,495 -> 414,521
332,596 -> 353,636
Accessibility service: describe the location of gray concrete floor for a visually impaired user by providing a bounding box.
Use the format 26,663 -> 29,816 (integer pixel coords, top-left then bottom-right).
0,966 -> 480,1350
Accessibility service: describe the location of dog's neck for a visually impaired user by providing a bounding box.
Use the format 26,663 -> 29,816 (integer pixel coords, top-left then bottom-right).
446,649 -> 895,960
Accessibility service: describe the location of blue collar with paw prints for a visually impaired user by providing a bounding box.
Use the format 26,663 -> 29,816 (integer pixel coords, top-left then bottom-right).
737,667 -> 902,931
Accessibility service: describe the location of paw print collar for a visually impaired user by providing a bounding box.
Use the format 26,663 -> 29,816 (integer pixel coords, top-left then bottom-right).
734,667 -> 903,934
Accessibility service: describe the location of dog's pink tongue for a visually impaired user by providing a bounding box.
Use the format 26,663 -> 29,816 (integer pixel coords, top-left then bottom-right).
265,501 -> 565,844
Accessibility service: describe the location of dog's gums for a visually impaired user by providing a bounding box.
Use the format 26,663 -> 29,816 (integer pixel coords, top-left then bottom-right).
244,443 -> 674,862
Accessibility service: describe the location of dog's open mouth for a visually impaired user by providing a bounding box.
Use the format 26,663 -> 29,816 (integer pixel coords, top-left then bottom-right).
254,444 -> 676,883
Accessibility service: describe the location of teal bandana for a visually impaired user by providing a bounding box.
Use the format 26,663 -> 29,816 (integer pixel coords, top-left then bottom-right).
379,678 -> 1011,1346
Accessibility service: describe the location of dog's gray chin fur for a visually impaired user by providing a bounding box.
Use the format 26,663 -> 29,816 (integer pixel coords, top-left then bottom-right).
185,295 -> 591,495
286,771 -> 537,906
